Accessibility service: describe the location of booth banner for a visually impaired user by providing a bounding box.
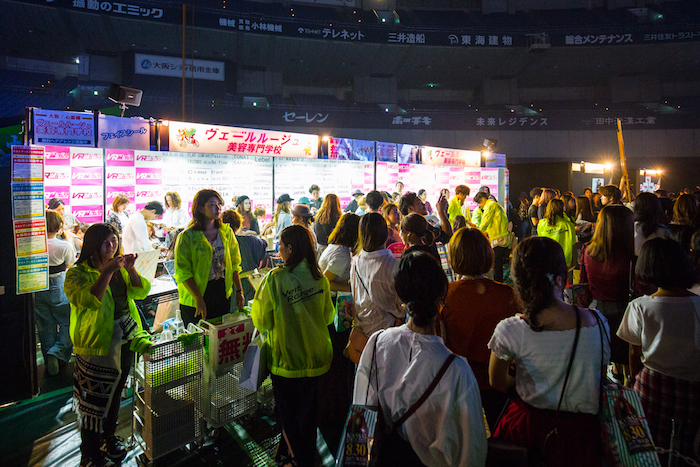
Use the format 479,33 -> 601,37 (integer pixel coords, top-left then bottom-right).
398,144 -> 420,164
135,53 -> 225,82
32,109 -> 95,147
12,182 -> 45,220
376,162 -> 399,193
97,115 -> 150,150
44,186 -> 71,205
106,149 -> 136,166
464,168 -> 482,211
422,146 -> 481,167
44,166 -> 72,185
72,205 -> 104,224
328,138 -> 375,161
14,218 -> 48,257
484,152 -> 506,168
71,166 -> 104,186
167,121 -> 318,158
134,151 -> 163,167
135,187 -> 163,209
71,186 -> 104,206
69,147 -> 104,167
106,187 -> 136,206
135,167 -> 163,185
480,168 -> 500,202
106,166 -> 137,186
12,145 -> 45,182
17,254 -> 49,294
43,145 -> 71,166
376,142 -> 397,162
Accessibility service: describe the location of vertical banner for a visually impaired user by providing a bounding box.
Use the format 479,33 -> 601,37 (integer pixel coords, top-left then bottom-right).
105,149 -> 136,216
135,151 -> 164,210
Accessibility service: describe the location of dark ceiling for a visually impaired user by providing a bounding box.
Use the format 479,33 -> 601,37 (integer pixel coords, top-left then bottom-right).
2,0 -> 700,92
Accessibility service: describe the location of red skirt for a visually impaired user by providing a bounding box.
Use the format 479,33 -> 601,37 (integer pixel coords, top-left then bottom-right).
635,366 -> 700,461
493,398 -> 602,467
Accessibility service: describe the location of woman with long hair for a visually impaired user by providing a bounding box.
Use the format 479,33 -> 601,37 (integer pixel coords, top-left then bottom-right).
488,237 -> 609,467
163,191 -> 190,230
537,199 -> 576,268
106,195 -> 130,235
174,189 -> 244,326
48,197 -> 79,230
633,192 -> 670,256
35,210 -> 76,376
575,195 -> 596,245
560,193 -> 577,220
671,193 -> 699,229
618,238 -> 700,463
381,202 -> 402,246
442,227 -> 519,430
399,212 -> 439,262
65,223 -> 153,467
313,193 -> 342,257
234,195 -> 260,235
251,225 -> 334,467
353,251 -> 487,466
273,194 -> 293,245
579,205 -> 635,378
537,188 -> 557,220
318,213 -> 360,293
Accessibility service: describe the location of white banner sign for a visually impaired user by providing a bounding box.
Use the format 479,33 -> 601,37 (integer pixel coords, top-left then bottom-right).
33,110 -> 95,147
422,146 -> 481,167
135,53 -> 225,81
167,121 -> 318,159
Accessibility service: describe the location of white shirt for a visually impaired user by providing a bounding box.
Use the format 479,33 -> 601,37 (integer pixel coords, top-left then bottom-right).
47,237 -> 76,272
633,221 -> 670,256
618,294 -> 700,381
318,244 -> 351,285
488,313 -> 610,414
122,212 -> 152,254
350,249 -> 403,336
353,326 -> 487,467
163,207 -> 190,229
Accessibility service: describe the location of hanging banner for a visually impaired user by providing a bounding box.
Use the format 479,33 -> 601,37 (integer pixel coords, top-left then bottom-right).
376,142 -> 397,162
17,254 -> 49,294
328,138 -> 375,161
32,109 -> 95,147
97,115 -> 150,150
422,146 -> 481,167
397,144 -> 420,164
12,182 -> 45,219
484,151 -> 506,168
135,53 -> 225,82
12,145 -> 45,182
14,218 -> 48,257
166,121 -> 318,158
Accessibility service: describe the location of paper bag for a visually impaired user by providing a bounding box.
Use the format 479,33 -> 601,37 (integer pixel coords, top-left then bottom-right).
238,329 -> 269,391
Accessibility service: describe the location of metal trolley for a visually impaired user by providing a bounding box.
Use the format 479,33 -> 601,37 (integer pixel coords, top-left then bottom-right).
199,315 -> 260,433
132,331 -> 205,465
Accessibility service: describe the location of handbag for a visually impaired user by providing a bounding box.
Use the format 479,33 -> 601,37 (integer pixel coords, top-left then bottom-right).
487,305 -> 581,467
370,354 -> 457,467
344,268 -> 372,364
238,328 -> 269,391
592,311 -> 661,467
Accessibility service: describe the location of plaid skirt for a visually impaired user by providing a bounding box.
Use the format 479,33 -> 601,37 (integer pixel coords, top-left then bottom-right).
635,366 -> 700,461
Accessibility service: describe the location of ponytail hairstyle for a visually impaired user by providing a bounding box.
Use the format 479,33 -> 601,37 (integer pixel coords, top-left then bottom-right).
394,250 -> 448,328
399,213 -> 434,247
511,237 -> 567,331
279,225 -> 322,280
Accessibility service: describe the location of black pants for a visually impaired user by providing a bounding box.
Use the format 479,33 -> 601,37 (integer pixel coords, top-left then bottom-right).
180,278 -> 230,327
81,342 -> 133,458
272,374 -> 320,467
493,246 -> 511,283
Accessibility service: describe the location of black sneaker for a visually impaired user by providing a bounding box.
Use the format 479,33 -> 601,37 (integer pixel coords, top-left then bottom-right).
100,435 -> 127,461
79,454 -> 114,467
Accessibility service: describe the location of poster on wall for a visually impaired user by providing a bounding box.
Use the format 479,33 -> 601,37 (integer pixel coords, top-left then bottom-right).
328,138 -> 375,161
32,109 -> 95,147
14,218 -> 48,257
422,146 -> 481,167
12,182 -> 45,219
397,144 -> 420,164
12,145 -> 44,182
166,121 -> 318,158
97,115 -> 150,150
376,142 -> 397,162
17,254 -> 49,294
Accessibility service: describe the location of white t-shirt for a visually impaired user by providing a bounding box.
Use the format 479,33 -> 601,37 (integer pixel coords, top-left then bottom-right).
122,212 -> 152,254
618,294 -> 700,381
633,221 -> 670,256
47,237 -> 76,272
353,326 -> 487,467
163,207 -> 190,229
488,312 -> 610,414
318,244 -> 351,285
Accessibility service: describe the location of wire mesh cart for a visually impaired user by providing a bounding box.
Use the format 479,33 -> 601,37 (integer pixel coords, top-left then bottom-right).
132,331 -> 205,465
199,315 -> 260,432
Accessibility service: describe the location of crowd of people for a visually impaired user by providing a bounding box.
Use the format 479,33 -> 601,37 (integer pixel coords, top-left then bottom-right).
40,179 -> 700,467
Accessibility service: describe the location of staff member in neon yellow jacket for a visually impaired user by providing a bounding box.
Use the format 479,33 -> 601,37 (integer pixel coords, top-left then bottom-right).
537,198 -> 577,268
251,225 -> 334,467
474,191 -> 511,283
65,223 -> 153,467
174,189 -> 244,327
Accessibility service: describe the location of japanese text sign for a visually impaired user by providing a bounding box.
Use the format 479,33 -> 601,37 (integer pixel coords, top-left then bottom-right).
32,110 -> 95,147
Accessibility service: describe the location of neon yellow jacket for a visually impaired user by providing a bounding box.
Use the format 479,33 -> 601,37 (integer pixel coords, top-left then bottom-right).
65,262 -> 151,356
174,224 -> 242,307
537,215 -> 577,267
448,197 -> 463,225
476,199 -> 509,242
251,259 -> 334,378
